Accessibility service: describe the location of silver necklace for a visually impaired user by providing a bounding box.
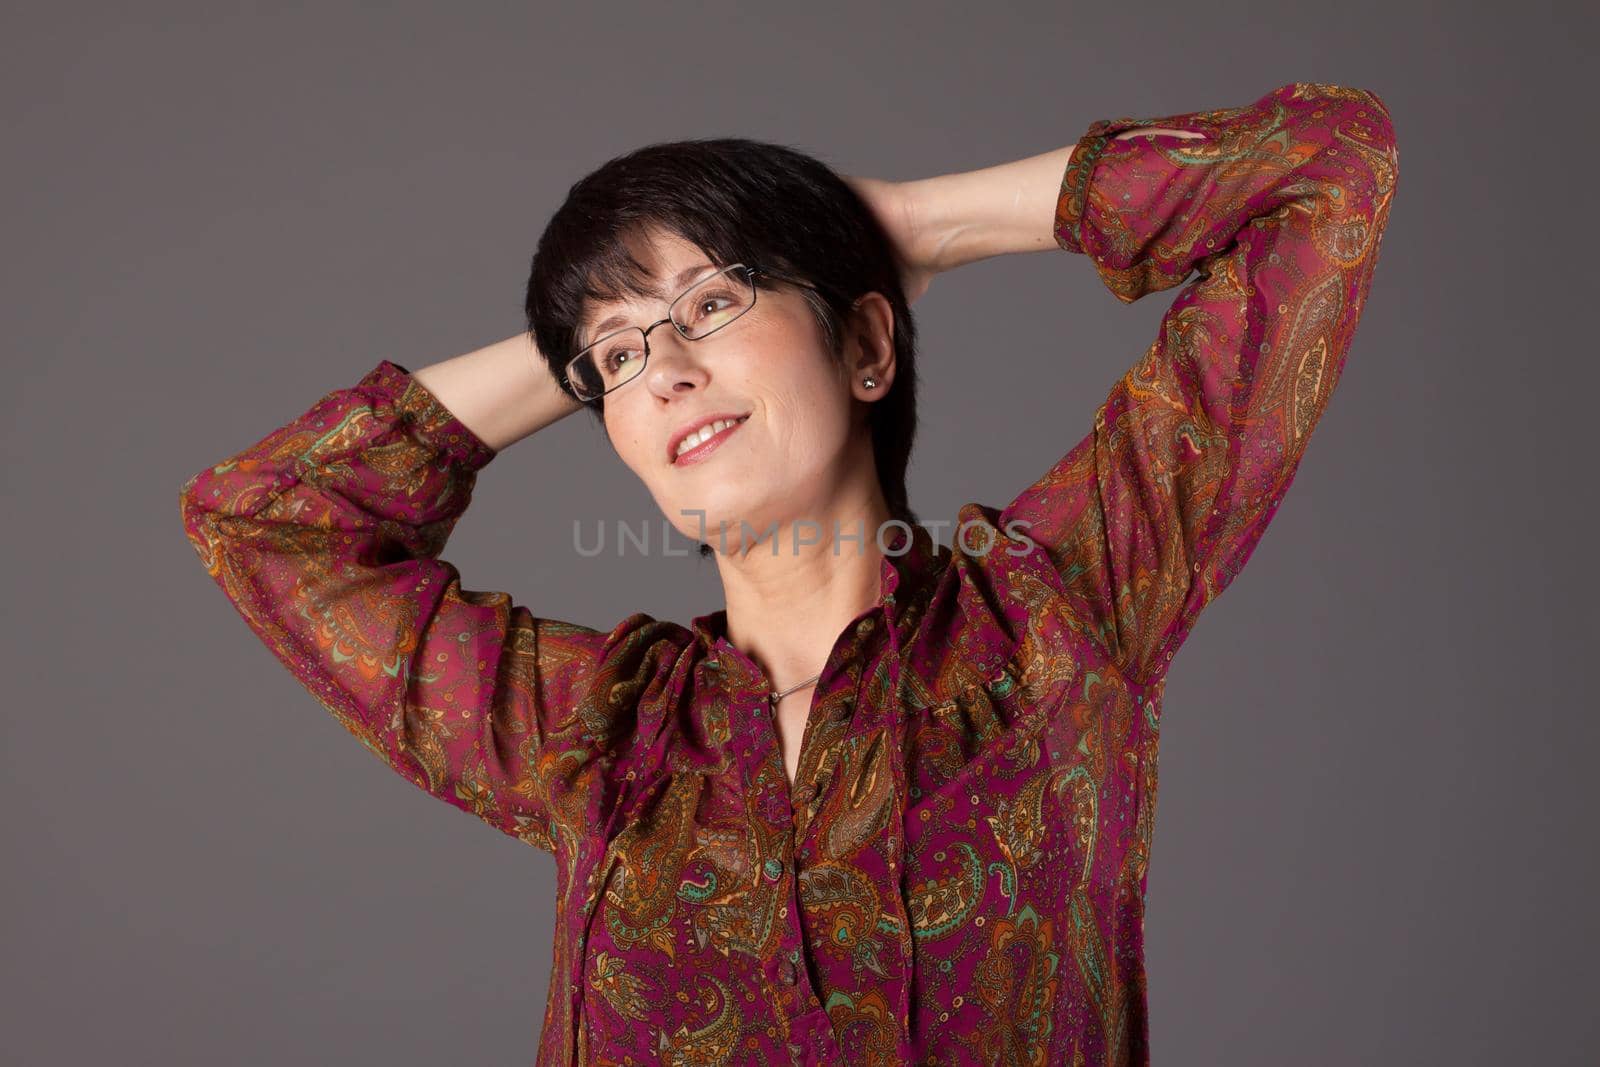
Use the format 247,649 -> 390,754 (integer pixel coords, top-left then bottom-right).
768,671 -> 822,705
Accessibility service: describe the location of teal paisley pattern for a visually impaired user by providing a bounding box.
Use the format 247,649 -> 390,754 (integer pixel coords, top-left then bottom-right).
179,81 -> 1398,1065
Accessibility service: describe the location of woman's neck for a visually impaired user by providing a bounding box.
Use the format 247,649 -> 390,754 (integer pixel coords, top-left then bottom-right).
715,503 -> 895,695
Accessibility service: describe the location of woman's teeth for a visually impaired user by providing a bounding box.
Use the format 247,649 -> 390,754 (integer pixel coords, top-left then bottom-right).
675,416 -> 748,459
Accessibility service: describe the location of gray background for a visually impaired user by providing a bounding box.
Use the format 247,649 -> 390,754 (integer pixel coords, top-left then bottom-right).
4,1 -> 1595,1063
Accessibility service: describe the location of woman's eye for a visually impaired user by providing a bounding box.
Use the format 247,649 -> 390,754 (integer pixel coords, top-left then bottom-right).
690,293 -> 737,323
604,348 -> 639,373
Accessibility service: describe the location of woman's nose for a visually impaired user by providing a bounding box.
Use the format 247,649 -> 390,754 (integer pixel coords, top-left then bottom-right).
645,332 -> 710,389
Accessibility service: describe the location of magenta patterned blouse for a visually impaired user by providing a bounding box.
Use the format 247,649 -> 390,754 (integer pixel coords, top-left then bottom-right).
180,81 -> 1398,1066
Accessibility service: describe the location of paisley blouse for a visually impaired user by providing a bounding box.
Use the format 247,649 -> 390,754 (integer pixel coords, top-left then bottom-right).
179,81 -> 1398,1066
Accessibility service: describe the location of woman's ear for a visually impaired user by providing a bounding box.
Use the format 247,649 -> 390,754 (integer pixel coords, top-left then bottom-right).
846,292 -> 896,402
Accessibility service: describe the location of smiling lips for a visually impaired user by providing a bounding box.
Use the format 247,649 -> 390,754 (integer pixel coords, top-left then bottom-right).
670,414 -> 750,466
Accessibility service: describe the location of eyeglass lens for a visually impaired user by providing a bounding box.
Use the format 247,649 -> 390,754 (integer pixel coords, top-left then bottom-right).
568,265 -> 756,400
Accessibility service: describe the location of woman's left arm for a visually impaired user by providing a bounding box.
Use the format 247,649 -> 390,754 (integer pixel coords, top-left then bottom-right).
866,82 -> 1400,683
847,127 -> 1203,301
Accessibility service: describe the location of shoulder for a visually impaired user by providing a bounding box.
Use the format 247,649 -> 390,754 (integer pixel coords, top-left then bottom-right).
592,611 -> 697,692
900,504 -> 1098,707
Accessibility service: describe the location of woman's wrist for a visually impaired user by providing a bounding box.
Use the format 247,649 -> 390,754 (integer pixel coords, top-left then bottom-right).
904,144 -> 1076,276
410,331 -> 583,452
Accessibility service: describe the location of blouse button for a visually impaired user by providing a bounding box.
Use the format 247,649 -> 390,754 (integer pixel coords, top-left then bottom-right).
763,858 -> 784,882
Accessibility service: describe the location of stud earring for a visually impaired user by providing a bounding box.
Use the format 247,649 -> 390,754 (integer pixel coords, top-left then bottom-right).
862,376 -> 878,389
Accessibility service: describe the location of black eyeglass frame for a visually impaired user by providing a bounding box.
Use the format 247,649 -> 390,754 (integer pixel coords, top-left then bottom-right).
561,263 -> 821,402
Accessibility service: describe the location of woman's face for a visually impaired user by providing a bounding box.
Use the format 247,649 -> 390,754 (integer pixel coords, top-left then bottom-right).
581,229 -> 892,552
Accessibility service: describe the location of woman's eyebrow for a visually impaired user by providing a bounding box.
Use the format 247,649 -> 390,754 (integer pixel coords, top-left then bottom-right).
585,263 -> 719,340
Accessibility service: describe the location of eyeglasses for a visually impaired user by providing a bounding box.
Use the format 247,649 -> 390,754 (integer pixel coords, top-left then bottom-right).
562,262 -> 818,402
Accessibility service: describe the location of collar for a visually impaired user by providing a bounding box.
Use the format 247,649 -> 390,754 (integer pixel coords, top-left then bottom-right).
689,521 -> 949,659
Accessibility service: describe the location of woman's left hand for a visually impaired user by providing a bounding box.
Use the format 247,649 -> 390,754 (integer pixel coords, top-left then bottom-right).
841,174 -> 939,306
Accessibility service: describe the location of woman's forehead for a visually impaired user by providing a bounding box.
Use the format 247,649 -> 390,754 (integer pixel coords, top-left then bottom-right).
618,229 -> 716,292
580,230 -> 721,326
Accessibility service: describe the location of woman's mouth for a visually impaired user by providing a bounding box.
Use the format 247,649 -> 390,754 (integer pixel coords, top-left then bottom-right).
671,415 -> 750,466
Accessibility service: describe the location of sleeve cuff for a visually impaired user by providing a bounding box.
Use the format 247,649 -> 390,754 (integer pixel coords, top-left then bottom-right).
359,359 -> 500,473
1053,104 -> 1225,261
1053,118 -> 1121,256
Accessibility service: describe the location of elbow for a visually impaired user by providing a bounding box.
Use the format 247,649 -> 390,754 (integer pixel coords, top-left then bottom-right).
1358,86 -> 1398,151
1350,86 -> 1400,212
178,474 -> 203,538
1280,82 -> 1399,161
1298,83 -> 1399,207
1354,86 -> 1400,177
178,480 -> 217,564
178,467 -> 234,565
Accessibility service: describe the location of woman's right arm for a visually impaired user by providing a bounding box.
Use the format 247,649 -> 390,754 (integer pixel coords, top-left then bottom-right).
407,331 -> 582,452
177,334 -> 684,856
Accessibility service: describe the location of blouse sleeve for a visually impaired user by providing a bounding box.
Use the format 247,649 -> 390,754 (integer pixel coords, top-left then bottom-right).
998,81 -> 1399,684
177,359 -> 682,855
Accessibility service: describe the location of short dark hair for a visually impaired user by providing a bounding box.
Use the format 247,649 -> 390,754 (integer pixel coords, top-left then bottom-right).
523,137 -> 921,558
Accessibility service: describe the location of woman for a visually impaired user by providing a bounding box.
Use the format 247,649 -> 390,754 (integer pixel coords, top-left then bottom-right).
180,81 -> 1398,1065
